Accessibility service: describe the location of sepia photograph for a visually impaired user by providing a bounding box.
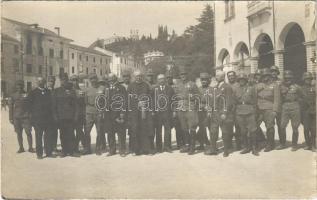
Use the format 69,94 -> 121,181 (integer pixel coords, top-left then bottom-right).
1,1 -> 316,199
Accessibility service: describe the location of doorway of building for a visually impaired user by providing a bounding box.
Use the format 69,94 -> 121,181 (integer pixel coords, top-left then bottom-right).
283,23 -> 307,83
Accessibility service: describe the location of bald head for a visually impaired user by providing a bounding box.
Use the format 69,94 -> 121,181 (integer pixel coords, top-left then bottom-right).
216,71 -> 225,83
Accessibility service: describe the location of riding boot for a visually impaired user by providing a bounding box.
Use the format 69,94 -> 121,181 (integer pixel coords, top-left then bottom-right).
240,137 -> 251,154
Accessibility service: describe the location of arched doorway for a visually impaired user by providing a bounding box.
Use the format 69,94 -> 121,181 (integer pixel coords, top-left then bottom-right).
234,42 -> 250,73
254,34 -> 274,69
218,48 -> 231,70
281,23 -> 307,82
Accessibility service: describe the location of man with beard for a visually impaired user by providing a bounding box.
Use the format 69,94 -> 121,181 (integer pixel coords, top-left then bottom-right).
29,77 -> 53,159
280,70 -> 303,151
227,71 -> 241,151
256,68 -> 280,152
52,73 -> 79,157
301,72 -> 316,152
105,73 -> 127,156
70,75 -> 85,153
127,70 -> 154,155
9,80 -> 34,153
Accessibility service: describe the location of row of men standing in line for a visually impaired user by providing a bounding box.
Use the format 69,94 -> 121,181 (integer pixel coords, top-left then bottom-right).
8,65 -> 316,158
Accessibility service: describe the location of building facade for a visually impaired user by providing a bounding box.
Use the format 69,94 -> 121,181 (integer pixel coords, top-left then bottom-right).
144,50 -> 164,65
2,17 -> 73,92
68,44 -> 111,80
215,1 -> 316,80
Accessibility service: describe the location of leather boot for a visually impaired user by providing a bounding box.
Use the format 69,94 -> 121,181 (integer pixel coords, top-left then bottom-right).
188,131 -> 196,155
252,134 -> 259,156
240,137 -> 251,154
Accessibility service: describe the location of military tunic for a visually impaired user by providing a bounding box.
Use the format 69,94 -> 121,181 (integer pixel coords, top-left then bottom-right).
302,84 -> 316,148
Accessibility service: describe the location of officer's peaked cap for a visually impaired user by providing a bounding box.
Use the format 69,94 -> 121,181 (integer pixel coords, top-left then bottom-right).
200,72 -> 210,79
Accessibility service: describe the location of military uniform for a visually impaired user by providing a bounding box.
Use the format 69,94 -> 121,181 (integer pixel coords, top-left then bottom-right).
256,69 -> 280,151
197,73 -> 211,150
9,80 -> 33,153
105,80 -> 127,156
301,72 -> 316,150
234,74 -> 258,155
175,78 -> 200,154
52,73 -> 78,157
227,71 -> 241,150
280,70 -> 303,150
47,76 -> 59,153
209,79 -> 235,157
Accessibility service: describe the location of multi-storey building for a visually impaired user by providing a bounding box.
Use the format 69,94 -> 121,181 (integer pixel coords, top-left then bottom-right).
2,17 -> 73,92
215,1 -> 316,80
93,47 -> 143,77
68,44 -> 111,80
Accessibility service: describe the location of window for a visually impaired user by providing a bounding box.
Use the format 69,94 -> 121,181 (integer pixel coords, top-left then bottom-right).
71,53 -> 75,59
49,66 -> 53,75
120,57 -> 123,63
14,45 -> 19,54
26,34 -> 32,54
93,57 -> 96,63
38,47 -> 43,56
59,67 -> 64,74
79,54 -> 82,61
60,50 -> 64,59
38,65 -> 42,74
26,64 -> 32,73
225,0 -> 235,21
105,59 -> 108,64
72,66 -> 75,74
86,68 -> 88,74
93,68 -> 96,73
13,58 -> 19,72
86,56 -> 88,61
100,58 -> 102,64
49,48 -> 54,58
100,69 -> 102,75
26,82 -> 32,92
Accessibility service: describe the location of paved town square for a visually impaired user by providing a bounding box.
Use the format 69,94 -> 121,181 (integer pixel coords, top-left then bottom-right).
1,110 -> 315,199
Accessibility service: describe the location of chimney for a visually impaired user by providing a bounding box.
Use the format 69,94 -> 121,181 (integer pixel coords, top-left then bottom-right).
54,27 -> 60,36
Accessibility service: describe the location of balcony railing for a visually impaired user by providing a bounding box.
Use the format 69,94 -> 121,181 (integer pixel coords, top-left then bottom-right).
247,1 -> 272,18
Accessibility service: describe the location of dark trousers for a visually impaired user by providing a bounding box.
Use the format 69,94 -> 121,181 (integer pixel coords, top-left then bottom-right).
108,124 -> 126,154
33,123 -> 51,157
303,113 -> 316,148
173,117 -> 184,148
13,118 -> 32,150
156,113 -> 172,150
84,113 -> 105,152
197,111 -> 210,147
50,125 -> 58,151
131,119 -> 151,154
59,120 -> 76,155
74,118 -> 85,151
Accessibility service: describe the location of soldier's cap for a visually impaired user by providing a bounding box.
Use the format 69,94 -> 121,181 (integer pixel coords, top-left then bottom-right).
59,72 -> 69,81
227,71 -> 236,77
15,80 -> 24,86
302,72 -> 313,80
98,76 -> 107,83
88,73 -> 98,80
146,69 -> 154,76
47,75 -> 56,82
261,68 -> 272,77
200,72 -> 210,79
283,70 -> 294,78
237,73 -> 248,80
69,74 -> 79,81
108,73 -> 117,81
157,74 -> 165,80
133,70 -> 142,76
270,65 -> 280,75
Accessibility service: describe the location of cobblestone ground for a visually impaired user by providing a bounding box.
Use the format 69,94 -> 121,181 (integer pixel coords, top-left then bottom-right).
1,109 -> 316,199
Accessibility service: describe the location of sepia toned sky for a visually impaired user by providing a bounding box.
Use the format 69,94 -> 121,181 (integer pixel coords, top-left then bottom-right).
2,1 -> 211,46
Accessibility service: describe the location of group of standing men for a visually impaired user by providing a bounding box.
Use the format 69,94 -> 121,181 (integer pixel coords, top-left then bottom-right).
8,64 -> 316,159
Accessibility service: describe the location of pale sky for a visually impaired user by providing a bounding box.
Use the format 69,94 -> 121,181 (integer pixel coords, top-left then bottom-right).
2,1 -> 211,46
